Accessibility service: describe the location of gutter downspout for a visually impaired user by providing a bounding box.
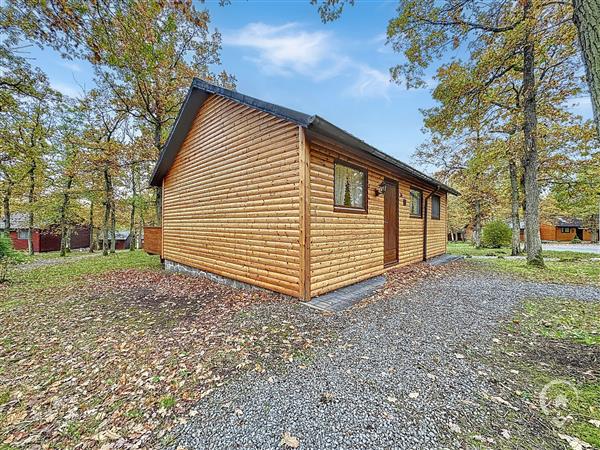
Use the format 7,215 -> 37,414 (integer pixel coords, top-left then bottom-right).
423,187 -> 440,261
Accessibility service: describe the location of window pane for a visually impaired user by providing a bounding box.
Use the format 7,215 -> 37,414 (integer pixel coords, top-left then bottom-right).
17,230 -> 28,240
334,163 -> 365,209
410,189 -> 422,217
431,195 -> 440,219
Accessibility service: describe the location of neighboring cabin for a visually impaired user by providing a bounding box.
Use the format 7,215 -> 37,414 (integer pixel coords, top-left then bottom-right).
451,217 -> 599,243
0,213 -> 90,252
531,217 -> 598,242
148,79 -> 459,300
98,231 -> 132,250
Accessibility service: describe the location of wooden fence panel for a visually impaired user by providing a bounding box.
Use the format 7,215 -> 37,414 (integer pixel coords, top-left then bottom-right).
143,226 -> 162,256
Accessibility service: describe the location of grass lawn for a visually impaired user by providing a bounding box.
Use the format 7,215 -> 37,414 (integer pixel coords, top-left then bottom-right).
447,242 -> 600,285
475,258 -> 600,286
0,251 -> 332,448
13,249 -> 89,263
498,298 -> 600,448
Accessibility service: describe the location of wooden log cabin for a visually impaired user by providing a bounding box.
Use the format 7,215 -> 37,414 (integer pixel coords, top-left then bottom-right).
149,79 -> 459,300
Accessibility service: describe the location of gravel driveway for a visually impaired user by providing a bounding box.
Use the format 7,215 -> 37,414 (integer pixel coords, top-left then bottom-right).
171,267 -> 600,449
543,242 -> 600,254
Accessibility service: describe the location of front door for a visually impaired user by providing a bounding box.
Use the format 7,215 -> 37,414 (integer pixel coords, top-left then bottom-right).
384,179 -> 398,267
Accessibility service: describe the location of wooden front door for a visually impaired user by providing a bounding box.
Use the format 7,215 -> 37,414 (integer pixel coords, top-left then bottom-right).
383,179 -> 398,267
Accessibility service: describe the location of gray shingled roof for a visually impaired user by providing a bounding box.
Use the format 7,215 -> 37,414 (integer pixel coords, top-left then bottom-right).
0,212 -> 29,230
150,78 -> 459,196
554,217 -> 583,228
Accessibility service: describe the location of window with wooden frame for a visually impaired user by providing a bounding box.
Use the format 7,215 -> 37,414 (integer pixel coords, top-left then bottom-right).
17,229 -> 28,240
431,194 -> 441,220
409,188 -> 423,218
334,160 -> 367,212
560,227 -> 570,233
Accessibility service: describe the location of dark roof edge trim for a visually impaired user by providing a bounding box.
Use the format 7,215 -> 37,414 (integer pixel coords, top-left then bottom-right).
150,78 -> 460,196
308,116 -> 460,196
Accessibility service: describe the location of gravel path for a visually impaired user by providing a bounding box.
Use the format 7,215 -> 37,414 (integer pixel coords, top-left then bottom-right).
543,243 -> 600,254
171,268 -> 600,449
14,251 -> 102,270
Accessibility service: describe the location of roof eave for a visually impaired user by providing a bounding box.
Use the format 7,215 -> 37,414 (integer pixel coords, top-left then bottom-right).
307,116 -> 460,196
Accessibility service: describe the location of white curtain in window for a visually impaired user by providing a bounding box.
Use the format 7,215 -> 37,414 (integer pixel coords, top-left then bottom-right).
334,163 -> 364,208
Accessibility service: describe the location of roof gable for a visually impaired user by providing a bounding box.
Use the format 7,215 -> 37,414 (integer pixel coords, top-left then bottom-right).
150,78 -> 459,196
554,217 -> 583,228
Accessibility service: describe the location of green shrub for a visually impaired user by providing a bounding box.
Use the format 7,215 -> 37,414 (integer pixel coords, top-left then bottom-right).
571,235 -> 582,244
0,233 -> 22,282
481,220 -> 512,248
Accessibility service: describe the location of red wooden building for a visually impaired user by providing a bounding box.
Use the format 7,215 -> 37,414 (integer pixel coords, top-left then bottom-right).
1,213 -> 90,252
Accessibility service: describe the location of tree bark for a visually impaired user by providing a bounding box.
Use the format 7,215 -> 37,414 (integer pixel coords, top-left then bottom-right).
27,160 -> 35,255
473,200 -> 482,247
521,0 -> 544,267
102,167 -> 111,256
573,0 -> 600,137
89,199 -> 95,252
110,201 -> 116,254
59,175 -> 73,257
509,161 -> 521,256
129,165 -> 137,250
154,123 -> 163,226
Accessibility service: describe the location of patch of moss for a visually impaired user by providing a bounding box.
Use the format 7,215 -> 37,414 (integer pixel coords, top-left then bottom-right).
500,298 -> 600,448
159,395 -> 176,409
521,298 -> 600,345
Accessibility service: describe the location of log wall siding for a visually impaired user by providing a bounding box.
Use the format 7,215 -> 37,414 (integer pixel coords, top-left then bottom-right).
162,95 -> 302,297
308,137 -> 447,297
143,226 -> 162,256
425,192 -> 448,258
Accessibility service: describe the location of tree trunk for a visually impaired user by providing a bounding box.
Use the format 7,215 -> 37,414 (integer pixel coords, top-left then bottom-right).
154,123 -> 163,226
89,199 -> 95,252
129,166 -> 137,250
27,161 -> 35,256
59,175 -> 73,257
573,0 -> 600,137
521,0 -> 544,267
65,227 -> 71,252
110,203 -> 116,254
473,200 -> 482,247
3,180 -> 12,233
509,161 -> 521,256
102,167 -> 111,256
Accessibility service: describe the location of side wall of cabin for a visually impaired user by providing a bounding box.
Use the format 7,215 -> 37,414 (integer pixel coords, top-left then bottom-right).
162,95 -> 302,297
307,136 -> 447,297
555,226 -> 577,241
540,223 -> 557,241
10,229 -> 41,252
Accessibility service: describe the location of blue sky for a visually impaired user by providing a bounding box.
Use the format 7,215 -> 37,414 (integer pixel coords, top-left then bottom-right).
26,0 -> 593,172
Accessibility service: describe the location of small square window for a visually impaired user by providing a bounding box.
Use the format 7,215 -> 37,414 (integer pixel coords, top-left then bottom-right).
560,227 -> 570,233
17,229 -> 28,240
410,188 -> 423,218
431,195 -> 441,220
334,161 -> 367,211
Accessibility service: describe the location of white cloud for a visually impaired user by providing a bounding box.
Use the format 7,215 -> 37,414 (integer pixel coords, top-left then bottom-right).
224,22 -> 349,80
51,81 -> 82,98
225,22 -> 407,99
60,61 -> 82,72
370,33 -> 392,54
348,65 -> 395,100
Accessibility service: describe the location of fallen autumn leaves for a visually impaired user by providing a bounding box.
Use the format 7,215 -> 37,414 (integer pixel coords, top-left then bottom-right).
0,265 -> 330,449
0,253 -> 459,449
